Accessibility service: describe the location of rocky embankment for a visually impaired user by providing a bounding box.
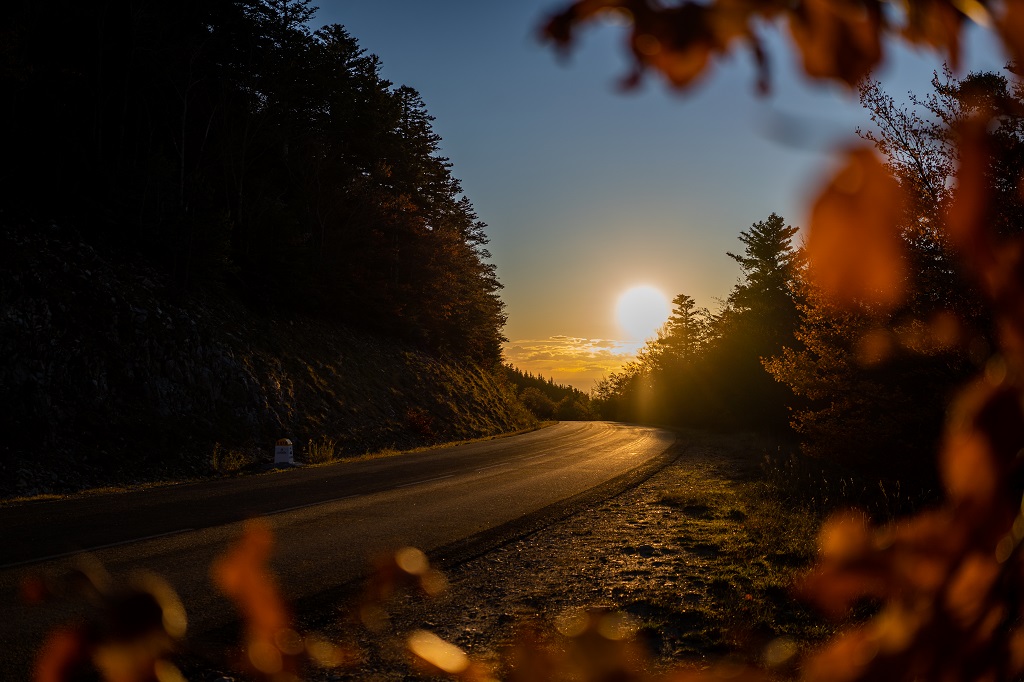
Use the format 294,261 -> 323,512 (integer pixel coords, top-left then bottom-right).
0,222 -> 533,499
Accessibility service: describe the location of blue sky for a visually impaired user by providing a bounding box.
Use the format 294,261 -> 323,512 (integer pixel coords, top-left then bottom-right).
313,1 -> 1006,389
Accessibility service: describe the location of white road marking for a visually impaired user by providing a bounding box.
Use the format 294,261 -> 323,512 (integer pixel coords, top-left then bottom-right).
1,528 -> 196,570
264,495 -> 359,516
475,463 -> 508,472
393,474 -> 454,489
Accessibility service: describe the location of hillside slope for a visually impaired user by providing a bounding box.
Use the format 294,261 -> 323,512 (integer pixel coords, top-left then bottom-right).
0,222 -> 534,499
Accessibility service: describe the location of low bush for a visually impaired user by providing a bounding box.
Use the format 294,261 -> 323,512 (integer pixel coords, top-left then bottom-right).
210,443 -> 259,474
304,437 -> 337,465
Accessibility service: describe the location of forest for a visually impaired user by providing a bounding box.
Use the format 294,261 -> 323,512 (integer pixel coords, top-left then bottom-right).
1,0 -> 506,364
0,0 -> 545,496
502,364 -> 597,421
593,68 -> 1024,483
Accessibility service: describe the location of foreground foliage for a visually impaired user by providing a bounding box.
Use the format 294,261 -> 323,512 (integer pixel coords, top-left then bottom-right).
765,69 -> 1023,480
547,1 -> 1024,681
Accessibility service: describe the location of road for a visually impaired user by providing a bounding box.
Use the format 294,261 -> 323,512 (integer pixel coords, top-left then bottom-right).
0,421 -> 675,676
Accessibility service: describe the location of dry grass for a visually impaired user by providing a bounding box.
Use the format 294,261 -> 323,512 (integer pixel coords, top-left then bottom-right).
761,449 -> 938,522
210,443 -> 259,474
304,436 -> 338,464
643,444 -> 830,660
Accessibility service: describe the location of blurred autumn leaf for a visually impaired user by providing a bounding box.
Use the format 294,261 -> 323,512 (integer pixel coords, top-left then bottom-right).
788,0 -> 883,86
806,147 -> 909,309
31,565 -> 187,682
541,0 -> 1001,92
211,520 -> 305,681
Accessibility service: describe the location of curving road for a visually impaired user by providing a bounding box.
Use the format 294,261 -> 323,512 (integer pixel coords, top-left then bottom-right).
0,421 -> 675,675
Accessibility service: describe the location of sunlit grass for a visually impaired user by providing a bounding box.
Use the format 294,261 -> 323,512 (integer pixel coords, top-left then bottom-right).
309,430 -> 838,678
643,437 -> 832,661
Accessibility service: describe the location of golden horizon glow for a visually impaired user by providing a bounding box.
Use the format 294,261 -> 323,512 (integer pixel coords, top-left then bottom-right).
502,287 -> 673,390
615,285 -> 670,342
503,336 -> 639,391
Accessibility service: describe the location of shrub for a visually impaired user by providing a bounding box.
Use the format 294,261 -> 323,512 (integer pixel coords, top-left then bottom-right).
520,387 -> 556,419
405,407 -> 435,438
555,396 -> 590,420
304,436 -> 337,464
210,443 -> 258,474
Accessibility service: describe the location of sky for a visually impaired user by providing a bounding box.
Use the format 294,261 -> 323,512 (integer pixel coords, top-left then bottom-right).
312,1 -> 1007,390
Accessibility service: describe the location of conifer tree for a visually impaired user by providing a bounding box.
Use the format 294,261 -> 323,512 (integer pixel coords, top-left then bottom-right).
725,212 -> 801,347
1,0 -> 509,365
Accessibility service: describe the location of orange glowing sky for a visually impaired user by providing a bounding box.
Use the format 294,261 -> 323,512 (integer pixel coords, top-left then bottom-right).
316,1 -> 1005,390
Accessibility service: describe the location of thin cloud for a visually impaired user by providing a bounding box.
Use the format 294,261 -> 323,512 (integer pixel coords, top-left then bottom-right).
503,336 -> 639,390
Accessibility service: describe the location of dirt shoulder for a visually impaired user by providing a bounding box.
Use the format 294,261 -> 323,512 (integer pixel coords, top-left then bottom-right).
293,429 -> 831,681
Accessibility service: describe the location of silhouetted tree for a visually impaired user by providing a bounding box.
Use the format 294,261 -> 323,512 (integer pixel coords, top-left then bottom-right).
765,70 -> 1023,476
726,212 -> 802,347
505,365 -> 593,419
595,213 -> 800,429
1,0 -> 507,365
654,294 -> 710,368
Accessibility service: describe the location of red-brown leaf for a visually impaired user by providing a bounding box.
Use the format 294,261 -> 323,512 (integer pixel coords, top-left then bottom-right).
788,0 -> 883,86
807,147 -> 908,308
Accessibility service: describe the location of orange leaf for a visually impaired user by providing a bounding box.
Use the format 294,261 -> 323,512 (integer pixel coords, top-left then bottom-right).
807,147 -> 908,308
801,627 -> 878,682
211,520 -> 289,636
819,510 -> 873,561
903,0 -> 964,70
944,552 -> 1001,626
211,520 -> 296,677
941,380 -> 1024,515
1009,627 -> 1024,674
947,117 -> 1000,292
788,0 -> 883,86
998,0 -> 1024,71
941,428 -> 999,507
34,628 -> 87,682
631,5 -> 716,90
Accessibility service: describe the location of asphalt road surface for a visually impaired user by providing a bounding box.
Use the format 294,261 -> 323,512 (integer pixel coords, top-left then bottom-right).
0,421 -> 675,677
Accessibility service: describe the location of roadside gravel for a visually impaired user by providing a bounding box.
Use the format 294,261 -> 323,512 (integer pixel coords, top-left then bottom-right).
300,429 -> 828,681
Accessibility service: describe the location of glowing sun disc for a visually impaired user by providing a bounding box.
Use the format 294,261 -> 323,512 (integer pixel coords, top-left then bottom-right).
616,285 -> 670,341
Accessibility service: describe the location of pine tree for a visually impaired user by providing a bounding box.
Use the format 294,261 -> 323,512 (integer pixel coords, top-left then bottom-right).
725,212 -> 801,347
656,293 -> 710,366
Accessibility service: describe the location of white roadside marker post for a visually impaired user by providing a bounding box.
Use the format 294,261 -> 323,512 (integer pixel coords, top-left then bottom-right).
274,438 -> 294,465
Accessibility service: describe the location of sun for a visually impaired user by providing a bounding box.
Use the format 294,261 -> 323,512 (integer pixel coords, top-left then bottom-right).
615,285 -> 671,342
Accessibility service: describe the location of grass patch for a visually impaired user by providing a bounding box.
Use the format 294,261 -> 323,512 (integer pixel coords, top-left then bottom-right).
304,436 -> 338,464
761,449 -> 938,522
210,443 -> 259,474
644,432 -> 837,662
